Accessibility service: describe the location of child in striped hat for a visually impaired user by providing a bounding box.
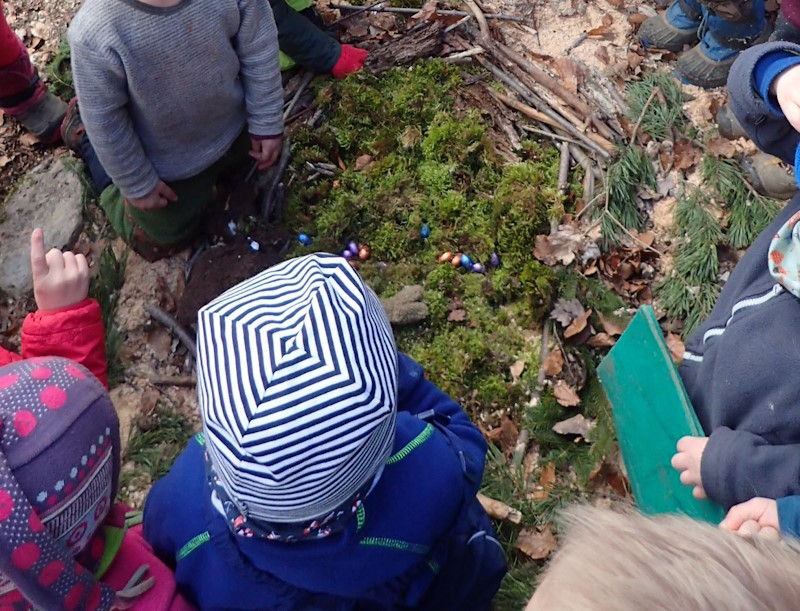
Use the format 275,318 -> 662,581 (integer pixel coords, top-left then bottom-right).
143,253 -> 507,610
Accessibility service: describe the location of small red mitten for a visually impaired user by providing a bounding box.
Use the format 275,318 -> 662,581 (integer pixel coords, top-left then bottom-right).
332,44 -> 368,79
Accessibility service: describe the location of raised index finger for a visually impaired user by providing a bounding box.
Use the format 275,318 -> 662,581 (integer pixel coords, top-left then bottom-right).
30,228 -> 49,280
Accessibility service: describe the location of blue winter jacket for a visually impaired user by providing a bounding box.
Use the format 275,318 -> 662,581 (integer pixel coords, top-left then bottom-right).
142,353 -> 506,610
676,43 -> 800,510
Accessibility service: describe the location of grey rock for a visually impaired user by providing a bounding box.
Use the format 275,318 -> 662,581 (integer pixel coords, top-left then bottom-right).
0,157 -> 84,297
380,285 -> 429,326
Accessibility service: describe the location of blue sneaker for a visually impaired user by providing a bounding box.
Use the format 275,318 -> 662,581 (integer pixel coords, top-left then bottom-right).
677,1 -> 768,88
639,0 -> 702,52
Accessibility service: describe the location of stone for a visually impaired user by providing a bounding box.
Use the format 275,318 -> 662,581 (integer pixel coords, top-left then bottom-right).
0,157 -> 84,297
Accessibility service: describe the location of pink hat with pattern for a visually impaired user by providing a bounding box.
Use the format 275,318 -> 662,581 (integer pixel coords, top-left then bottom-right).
0,357 -> 120,610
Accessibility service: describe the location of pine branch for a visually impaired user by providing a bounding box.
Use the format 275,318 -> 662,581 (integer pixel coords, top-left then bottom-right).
700,156 -> 781,249
625,72 -> 684,141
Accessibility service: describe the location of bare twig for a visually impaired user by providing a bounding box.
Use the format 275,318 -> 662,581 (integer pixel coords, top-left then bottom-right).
443,47 -> 484,62
327,3 -> 523,21
564,32 -> 588,54
149,375 -> 197,387
259,138 -> 292,220
444,15 -> 472,33
558,141 -> 571,194
327,0 -> 387,27
144,304 -> 197,358
606,213 -> 662,255
521,125 -> 580,145
463,0 -> 491,45
629,86 -> 659,146
283,71 -> 314,121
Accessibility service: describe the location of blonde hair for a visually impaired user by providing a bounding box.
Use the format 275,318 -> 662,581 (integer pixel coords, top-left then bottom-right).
527,505 -> 800,611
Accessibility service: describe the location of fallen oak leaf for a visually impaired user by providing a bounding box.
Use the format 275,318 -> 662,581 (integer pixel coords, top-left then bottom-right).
354,154 -> 374,171
550,298 -> 585,328
552,413 -> 596,440
666,332 -> 685,364
597,311 -> 628,337
564,309 -> 592,338
542,349 -> 563,377
553,380 -> 581,407
706,137 -> 737,159
447,309 -> 467,322
515,526 -> 557,561
509,359 -> 526,384
586,332 -> 615,348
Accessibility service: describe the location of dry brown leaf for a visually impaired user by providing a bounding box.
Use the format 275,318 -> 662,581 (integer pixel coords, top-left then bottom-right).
553,380 -> 581,407
553,58 -> 583,96
354,154 -> 374,171
607,0 -> 623,7
587,25 -> 609,37
447,309 -> 467,322
540,462 -> 556,490
409,0 -> 438,24
551,298 -> 585,328
594,45 -> 610,65
666,333 -> 685,364
509,359 -> 526,384
18,132 -> 38,147
674,138 -> 701,170
0,155 -> 11,168
477,493 -> 522,524
499,416 -> 519,454
597,311 -> 628,337
601,13 -> 613,27
515,526 -> 557,560
706,137 -> 737,159
586,332 -> 615,348
564,309 -> 592,338
542,349 -> 564,377
552,413 -> 596,440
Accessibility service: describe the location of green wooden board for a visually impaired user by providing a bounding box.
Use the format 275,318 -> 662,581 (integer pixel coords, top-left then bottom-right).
597,305 -> 725,524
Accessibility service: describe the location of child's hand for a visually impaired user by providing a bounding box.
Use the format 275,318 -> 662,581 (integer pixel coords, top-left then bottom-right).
128,180 -> 178,210
720,497 -> 781,541
671,436 -> 709,499
250,137 -> 282,171
774,65 -> 800,134
30,228 -> 90,312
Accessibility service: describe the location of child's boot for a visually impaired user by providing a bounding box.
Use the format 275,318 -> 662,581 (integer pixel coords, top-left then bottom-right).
0,38 -> 66,143
639,0 -> 703,52
676,0 -> 767,88
742,152 -> 798,200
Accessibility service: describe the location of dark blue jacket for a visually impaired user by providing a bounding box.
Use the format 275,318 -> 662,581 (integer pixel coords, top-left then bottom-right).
677,43 -> 800,510
142,353 -> 506,610
778,495 -> 800,537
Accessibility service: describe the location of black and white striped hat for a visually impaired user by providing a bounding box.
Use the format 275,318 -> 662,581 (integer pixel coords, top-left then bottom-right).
197,254 -> 398,523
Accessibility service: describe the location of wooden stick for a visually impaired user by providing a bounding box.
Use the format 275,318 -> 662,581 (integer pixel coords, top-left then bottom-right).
521,125 -> 581,145
443,47 -> 484,62
284,71 -> 314,120
558,141 -> 571,194
149,375 -> 197,387
144,304 -> 197,358
489,87 -> 610,160
444,14 -> 472,33
477,493 -> 523,524
478,58 -> 614,158
327,3 -> 523,21
327,0 -> 387,27
463,0 -> 491,45
565,32 -> 588,54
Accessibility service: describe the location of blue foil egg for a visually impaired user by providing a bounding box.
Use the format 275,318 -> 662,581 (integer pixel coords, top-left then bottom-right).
298,233 -> 312,246
489,252 -> 500,268
342,249 -> 353,259
421,224 -> 430,239
460,254 -> 473,269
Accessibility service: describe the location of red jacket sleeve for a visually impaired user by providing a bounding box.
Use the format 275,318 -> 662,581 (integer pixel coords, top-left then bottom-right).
0,347 -> 22,368
21,298 -> 109,389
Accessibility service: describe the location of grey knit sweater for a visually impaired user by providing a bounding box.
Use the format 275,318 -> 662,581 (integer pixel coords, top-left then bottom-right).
68,0 -> 284,199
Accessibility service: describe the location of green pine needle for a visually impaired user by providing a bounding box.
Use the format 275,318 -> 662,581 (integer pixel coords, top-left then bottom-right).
626,72 -> 684,141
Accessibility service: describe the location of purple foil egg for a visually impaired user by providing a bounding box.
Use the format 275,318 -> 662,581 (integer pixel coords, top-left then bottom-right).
342,249 -> 353,260
472,263 -> 484,273
489,252 -> 500,268
348,241 -> 359,254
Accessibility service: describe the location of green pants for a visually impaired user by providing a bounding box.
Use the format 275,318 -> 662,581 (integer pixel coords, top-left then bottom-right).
99,131 -> 251,261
